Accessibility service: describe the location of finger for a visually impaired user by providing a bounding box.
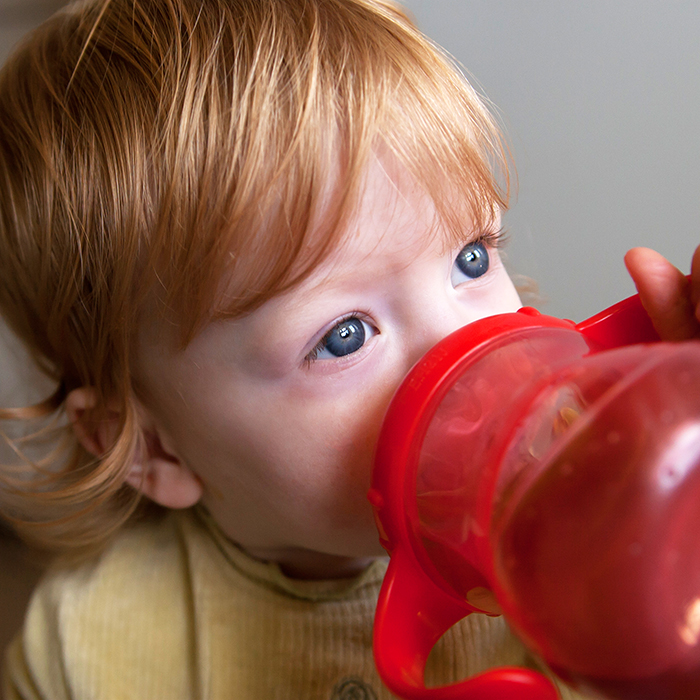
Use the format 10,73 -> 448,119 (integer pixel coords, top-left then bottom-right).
624,247 -> 697,341
690,244 -> 700,321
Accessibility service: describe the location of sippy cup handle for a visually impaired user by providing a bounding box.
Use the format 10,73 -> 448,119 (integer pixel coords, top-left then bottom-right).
374,548 -> 559,700
574,288 -> 659,347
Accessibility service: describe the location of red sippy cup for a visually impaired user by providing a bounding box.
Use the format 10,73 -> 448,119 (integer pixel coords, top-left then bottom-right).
368,292 -> 700,700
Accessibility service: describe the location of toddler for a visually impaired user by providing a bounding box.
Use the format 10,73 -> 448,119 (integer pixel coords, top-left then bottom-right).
0,0 -> 697,698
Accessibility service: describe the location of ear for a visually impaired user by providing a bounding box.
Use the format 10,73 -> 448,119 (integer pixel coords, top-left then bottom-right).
65,387 -> 203,509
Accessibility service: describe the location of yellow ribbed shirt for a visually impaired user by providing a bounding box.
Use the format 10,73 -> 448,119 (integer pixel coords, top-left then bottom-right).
2,508 -> 588,699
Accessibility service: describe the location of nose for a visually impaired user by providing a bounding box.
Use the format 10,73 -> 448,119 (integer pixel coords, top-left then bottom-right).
405,306 -> 471,370
402,278 -> 522,371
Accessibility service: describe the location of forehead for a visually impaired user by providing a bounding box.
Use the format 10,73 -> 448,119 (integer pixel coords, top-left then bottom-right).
309,155 -> 446,279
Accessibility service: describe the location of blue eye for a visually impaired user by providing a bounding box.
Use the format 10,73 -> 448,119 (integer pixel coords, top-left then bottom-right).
451,240 -> 490,285
325,318 -> 365,356
307,316 -> 376,363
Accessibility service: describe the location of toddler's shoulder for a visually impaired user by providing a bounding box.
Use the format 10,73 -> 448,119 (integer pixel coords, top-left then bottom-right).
5,511 -> 198,700
40,510 -> 191,612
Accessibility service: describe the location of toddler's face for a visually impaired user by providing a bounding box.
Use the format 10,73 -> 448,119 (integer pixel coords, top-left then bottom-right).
135,156 -> 521,578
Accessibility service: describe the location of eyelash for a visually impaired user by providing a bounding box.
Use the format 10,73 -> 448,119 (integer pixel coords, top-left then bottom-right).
472,226 -> 507,250
303,311 -> 375,368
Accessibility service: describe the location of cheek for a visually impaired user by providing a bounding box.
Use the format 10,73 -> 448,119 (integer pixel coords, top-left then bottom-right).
201,396 -> 385,539
264,378 -> 397,495
146,351 -> 402,505
170,387 -> 380,496
321,397 -> 387,464
309,388 -> 404,519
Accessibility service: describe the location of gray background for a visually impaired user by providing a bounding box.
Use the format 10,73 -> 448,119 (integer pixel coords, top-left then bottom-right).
0,0 -> 699,409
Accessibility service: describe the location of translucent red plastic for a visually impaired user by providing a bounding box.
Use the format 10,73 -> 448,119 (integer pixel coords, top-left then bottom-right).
370,292 -> 700,699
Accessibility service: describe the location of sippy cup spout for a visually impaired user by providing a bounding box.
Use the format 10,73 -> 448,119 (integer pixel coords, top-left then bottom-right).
370,292 -> 700,700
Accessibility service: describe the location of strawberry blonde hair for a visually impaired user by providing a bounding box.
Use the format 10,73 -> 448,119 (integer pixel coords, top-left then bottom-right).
0,0 -> 510,556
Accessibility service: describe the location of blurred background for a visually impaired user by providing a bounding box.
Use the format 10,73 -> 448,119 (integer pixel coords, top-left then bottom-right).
0,0 -> 699,665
